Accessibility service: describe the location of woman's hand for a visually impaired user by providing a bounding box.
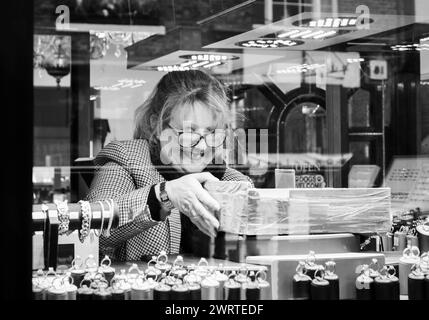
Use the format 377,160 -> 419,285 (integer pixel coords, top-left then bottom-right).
159,172 -> 221,237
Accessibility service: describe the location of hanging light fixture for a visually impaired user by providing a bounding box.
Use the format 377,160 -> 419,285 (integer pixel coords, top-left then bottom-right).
89,31 -> 154,59
42,37 -> 71,88
90,33 -> 109,59
34,35 -> 71,88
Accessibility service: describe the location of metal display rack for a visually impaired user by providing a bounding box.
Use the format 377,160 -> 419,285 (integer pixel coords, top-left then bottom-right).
32,200 -> 119,270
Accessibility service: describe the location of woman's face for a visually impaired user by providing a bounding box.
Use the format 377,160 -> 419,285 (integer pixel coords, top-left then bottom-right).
159,101 -> 224,173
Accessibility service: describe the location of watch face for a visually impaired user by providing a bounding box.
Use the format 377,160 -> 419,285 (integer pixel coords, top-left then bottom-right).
161,193 -> 168,202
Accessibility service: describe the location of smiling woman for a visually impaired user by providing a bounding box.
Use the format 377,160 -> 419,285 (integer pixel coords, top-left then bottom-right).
86,70 -> 253,261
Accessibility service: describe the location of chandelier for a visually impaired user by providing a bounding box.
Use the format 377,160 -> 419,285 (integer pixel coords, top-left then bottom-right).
90,31 -> 153,59
34,35 -> 71,87
34,32 -> 153,86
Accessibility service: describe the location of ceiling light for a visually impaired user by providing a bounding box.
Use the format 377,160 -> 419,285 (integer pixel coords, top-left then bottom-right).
332,18 -> 341,28
290,30 -> 313,38
180,60 -> 197,67
324,18 -> 333,27
346,58 -> 364,63
269,29 -> 342,41
236,39 -> 302,48
301,30 -> 325,39
93,79 -> 146,90
275,63 -> 325,74
293,17 -> 373,28
278,30 -> 300,38
391,43 -> 429,51
340,18 -> 350,27
179,54 -> 238,61
313,30 -> 337,39
153,60 -> 228,72
191,61 -> 211,68
203,61 -> 222,68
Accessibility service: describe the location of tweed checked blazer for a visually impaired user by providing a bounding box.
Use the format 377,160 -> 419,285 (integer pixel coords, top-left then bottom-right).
86,139 -> 252,261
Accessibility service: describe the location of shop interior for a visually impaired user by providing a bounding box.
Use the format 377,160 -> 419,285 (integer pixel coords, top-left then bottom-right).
28,0 -> 429,300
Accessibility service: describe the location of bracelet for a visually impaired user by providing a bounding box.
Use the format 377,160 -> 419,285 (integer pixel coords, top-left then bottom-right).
94,201 -> 105,237
103,199 -> 114,237
56,200 -> 70,235
78,200 -> 92,243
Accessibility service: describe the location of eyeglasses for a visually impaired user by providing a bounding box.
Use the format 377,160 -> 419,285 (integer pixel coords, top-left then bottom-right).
168,125 -> 226,148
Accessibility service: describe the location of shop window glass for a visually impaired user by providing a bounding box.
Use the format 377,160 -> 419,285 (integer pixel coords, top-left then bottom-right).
348,89 -> 371,129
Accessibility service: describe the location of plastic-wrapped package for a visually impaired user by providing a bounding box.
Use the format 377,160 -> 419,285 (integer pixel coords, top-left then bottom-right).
204,182 -> 392,235
204,181 -> 250,234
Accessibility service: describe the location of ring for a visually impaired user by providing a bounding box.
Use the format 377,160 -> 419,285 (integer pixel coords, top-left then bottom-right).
295,261 -> 306,275
181,202 -> 192,215
306,251 -> 316,266
157,250 -> 169,265
314,266 -> 325,281
100,255 -> 111,268
325,260 -> 336,275
410,246 -> 420,257
189,210 -> 199,219
85,254 -> 98,272
197,258 -> 209,267
173,255 -> 184,267
387,265 -> 396,277
70,255 -> 83,270
256,269 -> 267,282
128,263 -> 141,273
369,258 -> 379,272
147,256 -> 157,268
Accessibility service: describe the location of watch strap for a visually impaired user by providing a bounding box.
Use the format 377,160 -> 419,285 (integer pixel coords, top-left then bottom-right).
159,181 -> 174,211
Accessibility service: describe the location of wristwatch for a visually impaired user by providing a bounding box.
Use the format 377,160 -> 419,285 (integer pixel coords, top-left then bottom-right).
159,181 -> 175,211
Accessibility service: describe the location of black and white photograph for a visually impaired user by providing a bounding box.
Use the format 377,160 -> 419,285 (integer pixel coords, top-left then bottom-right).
2,0 -> 429,312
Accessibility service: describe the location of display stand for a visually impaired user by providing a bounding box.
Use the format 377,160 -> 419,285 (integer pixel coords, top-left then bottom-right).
32,201 -> 119,270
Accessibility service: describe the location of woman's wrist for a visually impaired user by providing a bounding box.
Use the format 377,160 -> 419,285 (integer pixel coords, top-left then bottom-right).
154,183 -> 162,203
158,181 -> 175,210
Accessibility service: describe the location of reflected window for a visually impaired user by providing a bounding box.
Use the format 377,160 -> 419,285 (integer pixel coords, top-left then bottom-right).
348,88 -> 371,128
280,101 -> 327,154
